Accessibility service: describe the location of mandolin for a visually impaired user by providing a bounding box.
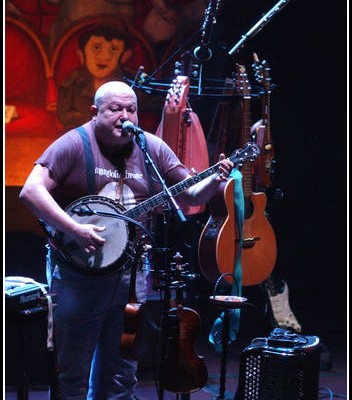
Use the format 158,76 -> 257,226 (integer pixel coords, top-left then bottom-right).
159,253 -> 208,394
120,239 -> 151,360
234,63 -> 277,286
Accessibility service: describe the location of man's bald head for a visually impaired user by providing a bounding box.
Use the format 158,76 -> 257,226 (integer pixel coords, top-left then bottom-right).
94,81 -> 137,108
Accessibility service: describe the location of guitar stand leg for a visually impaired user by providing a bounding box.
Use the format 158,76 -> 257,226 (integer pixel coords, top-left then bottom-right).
214,309 -> 232,400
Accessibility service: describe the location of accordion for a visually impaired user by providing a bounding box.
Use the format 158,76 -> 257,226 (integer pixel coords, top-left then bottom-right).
235,328 -> 321,400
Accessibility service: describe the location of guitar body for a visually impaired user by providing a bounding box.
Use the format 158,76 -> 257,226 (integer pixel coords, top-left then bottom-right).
159,305 -> 208,393
198,178 -> 236,284
199,179 -> 277,286
241,192 -> 277,286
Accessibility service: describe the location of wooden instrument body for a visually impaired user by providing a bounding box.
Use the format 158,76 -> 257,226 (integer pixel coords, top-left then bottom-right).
120,302 -> 144,360
241,192 -> 277,286
198,178 -> 236,284
159,253 -> 208,394
235,62 -> 277,286
159,305 -> 208,393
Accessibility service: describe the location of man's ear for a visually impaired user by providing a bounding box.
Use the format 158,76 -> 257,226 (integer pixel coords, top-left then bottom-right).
76,48 -> 85,66
90,105 -> 98,117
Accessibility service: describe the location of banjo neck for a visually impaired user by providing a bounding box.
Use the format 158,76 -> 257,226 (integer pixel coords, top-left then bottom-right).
124,142 -> 258,221
52,143 -> 259,274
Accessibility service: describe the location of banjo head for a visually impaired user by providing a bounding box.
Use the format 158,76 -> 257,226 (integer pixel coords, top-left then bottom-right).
57,195 -> 133,273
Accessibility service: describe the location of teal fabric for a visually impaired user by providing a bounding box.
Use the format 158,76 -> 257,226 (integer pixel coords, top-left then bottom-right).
209,168 -> 244,352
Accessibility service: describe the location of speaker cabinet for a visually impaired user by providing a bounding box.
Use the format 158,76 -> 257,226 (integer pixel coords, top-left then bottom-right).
235,328 -> 321,400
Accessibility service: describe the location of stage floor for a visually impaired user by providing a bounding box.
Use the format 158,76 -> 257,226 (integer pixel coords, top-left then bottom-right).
5,339 -> 347,400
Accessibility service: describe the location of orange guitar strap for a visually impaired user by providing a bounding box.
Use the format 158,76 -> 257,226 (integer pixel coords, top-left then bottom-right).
209,168 -> 244,351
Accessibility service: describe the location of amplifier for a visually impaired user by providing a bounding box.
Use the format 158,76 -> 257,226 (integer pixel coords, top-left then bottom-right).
5,276 -> 49,313
235,328 -> 321,400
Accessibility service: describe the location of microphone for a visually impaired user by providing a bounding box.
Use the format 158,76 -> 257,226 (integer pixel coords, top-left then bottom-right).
122,121 -> 144,136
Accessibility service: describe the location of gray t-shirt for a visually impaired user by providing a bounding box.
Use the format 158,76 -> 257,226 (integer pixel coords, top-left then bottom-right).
36,120 -> 190,215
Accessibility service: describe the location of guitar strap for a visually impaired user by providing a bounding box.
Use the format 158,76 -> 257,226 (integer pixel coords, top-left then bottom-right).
209,168 -> 244,352
76,125 -> 96,195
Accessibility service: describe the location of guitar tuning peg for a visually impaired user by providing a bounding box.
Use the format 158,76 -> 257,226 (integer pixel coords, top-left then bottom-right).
174,69 -> 181,75
192,71 -> 198,78
174,61 -> 182,67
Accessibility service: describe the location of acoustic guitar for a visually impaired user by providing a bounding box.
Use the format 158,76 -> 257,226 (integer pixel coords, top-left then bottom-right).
198,65 -> 276,286
198,178 -> 236,284
159,253 -> 208,394
234,63 -> 277,286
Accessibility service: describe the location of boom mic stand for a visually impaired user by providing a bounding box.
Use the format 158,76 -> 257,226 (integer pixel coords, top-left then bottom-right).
228,0 -> 291,56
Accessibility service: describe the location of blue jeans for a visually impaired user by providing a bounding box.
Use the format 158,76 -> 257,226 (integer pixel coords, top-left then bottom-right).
47,246 -> 148,399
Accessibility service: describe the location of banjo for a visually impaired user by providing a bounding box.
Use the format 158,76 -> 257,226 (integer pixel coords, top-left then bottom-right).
51,142 -> 259,274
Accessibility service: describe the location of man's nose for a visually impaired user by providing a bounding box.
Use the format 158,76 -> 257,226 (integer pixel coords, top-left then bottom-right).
120,108 -> 129,120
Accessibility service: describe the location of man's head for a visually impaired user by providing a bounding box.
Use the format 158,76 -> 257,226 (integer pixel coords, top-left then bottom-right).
91,81 -> 138,150
77,26 -> 132,79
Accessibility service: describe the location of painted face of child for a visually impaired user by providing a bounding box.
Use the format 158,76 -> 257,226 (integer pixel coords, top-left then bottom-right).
83,35 -> 126,79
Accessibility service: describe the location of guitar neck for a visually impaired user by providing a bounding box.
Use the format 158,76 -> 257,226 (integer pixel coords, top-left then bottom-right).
241,98 -> 253,198
262,91 -> 272,144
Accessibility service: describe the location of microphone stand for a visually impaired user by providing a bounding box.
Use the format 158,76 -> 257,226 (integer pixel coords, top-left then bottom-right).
134,131 -> 187,224
134,129 -> 188,400
228,0 -> 291,56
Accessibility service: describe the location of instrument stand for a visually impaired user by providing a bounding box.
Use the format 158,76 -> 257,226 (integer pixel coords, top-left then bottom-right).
212,307 -> 234,400
158,252 -> 190,400
209,274 -> 247,400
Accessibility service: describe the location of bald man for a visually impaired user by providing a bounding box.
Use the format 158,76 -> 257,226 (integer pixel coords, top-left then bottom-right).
20,81 -> 233,399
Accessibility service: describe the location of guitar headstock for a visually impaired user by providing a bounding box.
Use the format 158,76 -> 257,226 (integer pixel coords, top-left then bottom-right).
233,63 -> 251,99
252,52 -> 271,94
164,75 -> 190,110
